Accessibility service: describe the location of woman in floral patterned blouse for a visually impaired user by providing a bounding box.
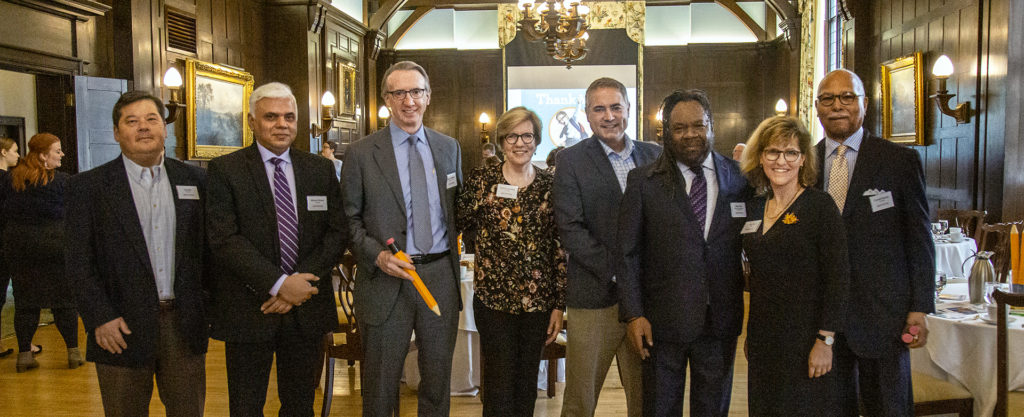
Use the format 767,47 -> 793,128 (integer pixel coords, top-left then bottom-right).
457,107 -> 567,416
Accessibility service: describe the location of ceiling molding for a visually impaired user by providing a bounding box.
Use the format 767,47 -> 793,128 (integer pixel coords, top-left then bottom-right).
385,6 -> 434,49
715,0 -> 766,41
369,0 -> 408,31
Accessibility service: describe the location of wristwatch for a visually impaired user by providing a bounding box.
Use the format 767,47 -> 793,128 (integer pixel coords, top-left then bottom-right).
816,333 -> 835,346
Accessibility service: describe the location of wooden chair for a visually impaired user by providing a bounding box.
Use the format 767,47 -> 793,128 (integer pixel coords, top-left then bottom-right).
320,253 -> 398,417
912,371 -> 974,416
937,209 -> 987,242
978,222 -> 1023,283
540,320 -> 567,398
993,288 -> 1024,417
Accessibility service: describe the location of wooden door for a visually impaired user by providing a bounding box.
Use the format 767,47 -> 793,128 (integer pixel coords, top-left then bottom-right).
74,76 -> 128,171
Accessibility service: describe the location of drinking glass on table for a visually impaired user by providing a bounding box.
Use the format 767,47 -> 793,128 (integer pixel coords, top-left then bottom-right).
939,220 -> 949,234
935,273 -> 947,302
985,281 -> 999,304
931,223 -> 943,237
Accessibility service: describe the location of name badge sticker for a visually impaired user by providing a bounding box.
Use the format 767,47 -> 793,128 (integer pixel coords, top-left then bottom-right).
176,185 -> 200,200
495,184 -> 518,199
730,202 -> 747,218
307,195 -> 328,211
446,173 -> 458,189
869,191 -> 895,213
740,220 -> 762,234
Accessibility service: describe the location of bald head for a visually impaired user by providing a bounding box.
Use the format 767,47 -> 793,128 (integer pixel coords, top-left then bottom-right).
815,69 -> 868,141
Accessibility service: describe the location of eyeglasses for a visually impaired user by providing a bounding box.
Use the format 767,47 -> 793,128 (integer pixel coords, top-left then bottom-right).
503,133 -> 535,145
763,149 -> 803,162
386,88 -> 427,100
816,93 -> 861,106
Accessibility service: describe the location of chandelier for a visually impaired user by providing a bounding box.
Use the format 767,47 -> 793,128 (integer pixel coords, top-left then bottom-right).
517,0 -> 590,68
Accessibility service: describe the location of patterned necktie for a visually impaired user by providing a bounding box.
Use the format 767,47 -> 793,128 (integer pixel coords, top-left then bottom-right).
408,137 -> 433,253
828,145 -> 849,211
690,166 -> 707,236
270,157 -> 298,275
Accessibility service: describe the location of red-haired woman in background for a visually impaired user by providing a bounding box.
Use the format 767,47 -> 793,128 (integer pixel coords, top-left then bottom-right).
2,133 -> 81,372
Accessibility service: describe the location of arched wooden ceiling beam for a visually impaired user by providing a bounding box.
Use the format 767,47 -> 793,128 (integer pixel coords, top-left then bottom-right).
385,6 -> 434,49
369,0 -> 408,32
714,0 -> 766,41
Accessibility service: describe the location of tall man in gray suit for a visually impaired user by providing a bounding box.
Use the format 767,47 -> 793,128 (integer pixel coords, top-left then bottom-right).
553,77 -> 662,417
341,61 -> 463,416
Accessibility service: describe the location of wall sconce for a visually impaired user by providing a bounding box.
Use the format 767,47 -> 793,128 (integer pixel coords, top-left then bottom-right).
654,109 -> 663,138
310,91 -> 336,139
478,112 -> 491,144
162,67 -> 184,124
378,105 -> 390,130
774,99 -> 788,116
931,55 -> 973,124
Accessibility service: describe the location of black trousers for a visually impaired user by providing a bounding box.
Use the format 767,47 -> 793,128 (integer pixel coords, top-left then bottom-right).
642,332 -> 738,417
833,334 -> 914,417
475,298 -> 550,417
224,313 -> 322,417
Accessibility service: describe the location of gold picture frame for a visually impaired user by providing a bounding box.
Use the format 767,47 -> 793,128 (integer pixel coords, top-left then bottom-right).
338,63 -> 357,116
185,58 -> 254,160
880,52 -> 926,145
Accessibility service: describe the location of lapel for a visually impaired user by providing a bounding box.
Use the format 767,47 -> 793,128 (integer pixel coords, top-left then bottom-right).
583,137 -> 624,197
163,158 -> 194,278
633,141 -> 660,167
843,133 -> 879,217
706,153 -> 734,242
102,155 -> 154,275
372,129 -> 407,218
291,152 -> 311,244
425,128 -> 451,222
242,145 -> 277,223
815,141 -> 826,190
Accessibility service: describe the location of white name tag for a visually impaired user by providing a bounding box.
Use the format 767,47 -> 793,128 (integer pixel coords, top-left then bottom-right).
446,173 -> 457,189
307,195 -> 328,211
869,191 -> 894,213
740,220 -> 761,234
176,185 -> 200,200
730,202 -> 747,218
495,184 -> 518,199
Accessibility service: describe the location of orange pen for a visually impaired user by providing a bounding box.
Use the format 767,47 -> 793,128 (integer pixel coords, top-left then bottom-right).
386,238 -> 441,316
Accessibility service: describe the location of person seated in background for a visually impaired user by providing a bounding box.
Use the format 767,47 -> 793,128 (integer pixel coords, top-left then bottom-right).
732,143 -> 746,161
321,140 -> 342,180
457,106 -> 566,417
482,142 -> 497,161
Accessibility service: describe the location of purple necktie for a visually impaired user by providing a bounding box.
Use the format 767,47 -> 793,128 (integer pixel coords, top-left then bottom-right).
690,166 -> 707,236
270,157 -> 298,275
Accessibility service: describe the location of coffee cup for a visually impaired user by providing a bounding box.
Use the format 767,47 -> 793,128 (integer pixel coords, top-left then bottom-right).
987,304 -> 1005,322
950,231 -> 964,242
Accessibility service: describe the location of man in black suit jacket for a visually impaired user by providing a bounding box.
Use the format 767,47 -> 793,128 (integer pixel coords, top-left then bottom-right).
67,91 -> 208,416
617,90 -> 750,416
553,77 -> 661,417
341,61 -> 463,417
813,69 -> 934,416
206,82 -> 347,416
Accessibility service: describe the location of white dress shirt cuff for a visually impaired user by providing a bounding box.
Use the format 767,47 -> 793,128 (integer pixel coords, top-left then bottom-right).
269,274 -> 289,296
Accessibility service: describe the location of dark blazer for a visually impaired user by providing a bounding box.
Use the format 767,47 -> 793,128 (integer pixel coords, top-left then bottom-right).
340,127 -> 462,326
814,132 -> 935,357
553,136 -> 662,309
616,152 -> 751,343
206,144 -> 347,342
66,156 -> 208,367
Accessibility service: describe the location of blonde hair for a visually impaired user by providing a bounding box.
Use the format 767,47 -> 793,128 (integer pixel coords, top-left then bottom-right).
741,116 -> 817,196
495,107 -> 542,144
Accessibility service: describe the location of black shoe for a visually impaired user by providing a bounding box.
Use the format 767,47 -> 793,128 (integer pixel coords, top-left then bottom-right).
0,348 -> 13,358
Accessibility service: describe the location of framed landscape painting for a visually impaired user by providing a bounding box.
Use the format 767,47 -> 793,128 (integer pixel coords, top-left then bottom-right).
185,58 -> 254,159
880,52 -> 925,145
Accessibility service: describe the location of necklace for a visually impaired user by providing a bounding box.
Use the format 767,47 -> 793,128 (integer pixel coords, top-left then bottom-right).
765,187 -> 804,220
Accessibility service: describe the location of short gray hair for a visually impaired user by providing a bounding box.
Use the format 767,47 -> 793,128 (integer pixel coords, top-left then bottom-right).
249,82 -> 296,117
380,61 -> 431,99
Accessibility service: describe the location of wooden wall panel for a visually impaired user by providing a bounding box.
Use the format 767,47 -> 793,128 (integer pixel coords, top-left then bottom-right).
1003,0 -> 1024,219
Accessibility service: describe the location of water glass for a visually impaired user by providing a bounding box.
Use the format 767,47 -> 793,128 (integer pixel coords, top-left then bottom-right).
984,281 -> 999,304
939,220 -> 949,234
935,273 -> 947,302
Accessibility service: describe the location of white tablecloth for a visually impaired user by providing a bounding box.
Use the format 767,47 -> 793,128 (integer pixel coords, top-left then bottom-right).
910,283 -> 1024,416
934,238 -> 977,278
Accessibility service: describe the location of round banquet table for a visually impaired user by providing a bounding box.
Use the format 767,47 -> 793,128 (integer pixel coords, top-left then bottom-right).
910,282 -> 1024,416
934,237 -> 976,278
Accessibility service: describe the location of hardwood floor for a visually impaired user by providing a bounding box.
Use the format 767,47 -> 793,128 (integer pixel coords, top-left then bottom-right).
0,307 -> 751,416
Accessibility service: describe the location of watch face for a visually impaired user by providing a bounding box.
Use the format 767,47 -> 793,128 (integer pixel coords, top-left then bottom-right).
818,334 -> 834,345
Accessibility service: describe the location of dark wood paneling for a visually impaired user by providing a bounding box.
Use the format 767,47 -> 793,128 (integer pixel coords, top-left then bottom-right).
643,42 -> 792,156
1003,0 -> 1024,219
389,49 -> 503,173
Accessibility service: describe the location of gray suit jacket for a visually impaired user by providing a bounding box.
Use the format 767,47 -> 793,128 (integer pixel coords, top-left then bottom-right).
553,136 -> 662,309
341,126 -> 463,326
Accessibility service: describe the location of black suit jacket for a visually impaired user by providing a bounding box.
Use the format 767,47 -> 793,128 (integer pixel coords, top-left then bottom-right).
815,132 -> 935,357
206,144 -> 347,342
616,152 -> 751,343
553,137 -> 662,309
67,156 -> 209,367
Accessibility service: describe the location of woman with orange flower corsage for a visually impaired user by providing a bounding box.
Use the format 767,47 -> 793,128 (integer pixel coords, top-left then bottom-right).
456,106 -> 566,417
739,116 -> 850,416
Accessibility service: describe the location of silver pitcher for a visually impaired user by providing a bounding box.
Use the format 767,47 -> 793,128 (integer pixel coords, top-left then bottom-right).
963,251 -> 996,304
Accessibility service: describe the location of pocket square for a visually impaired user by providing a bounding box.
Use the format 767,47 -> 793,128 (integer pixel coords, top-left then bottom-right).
862,188 -> 888,197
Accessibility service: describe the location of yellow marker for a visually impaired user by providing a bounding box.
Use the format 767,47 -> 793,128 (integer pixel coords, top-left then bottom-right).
386,238 -> 441,316
1012,225 -> 1022,285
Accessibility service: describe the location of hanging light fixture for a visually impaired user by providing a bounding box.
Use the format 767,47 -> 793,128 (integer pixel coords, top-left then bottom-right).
517,0 -> 590,68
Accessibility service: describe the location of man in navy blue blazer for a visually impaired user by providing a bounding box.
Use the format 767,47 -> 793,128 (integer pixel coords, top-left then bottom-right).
617,89 -> 751,416
813,69 -> 935,416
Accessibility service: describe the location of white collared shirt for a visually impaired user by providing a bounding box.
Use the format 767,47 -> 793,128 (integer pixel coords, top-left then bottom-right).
122,156 -> 176,300
256,143 -> 297,296
676,153 -> 719,239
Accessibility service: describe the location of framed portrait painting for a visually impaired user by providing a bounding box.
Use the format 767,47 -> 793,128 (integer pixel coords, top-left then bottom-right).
185,58 -> 254,159
338,62 -> 357,116
880,52 -> 925,145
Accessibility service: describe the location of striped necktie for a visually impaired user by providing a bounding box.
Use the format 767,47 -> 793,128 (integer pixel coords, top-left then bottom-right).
270,157 -> 298,275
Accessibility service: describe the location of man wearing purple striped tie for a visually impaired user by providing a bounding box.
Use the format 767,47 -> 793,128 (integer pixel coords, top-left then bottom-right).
206,82 -> 348,416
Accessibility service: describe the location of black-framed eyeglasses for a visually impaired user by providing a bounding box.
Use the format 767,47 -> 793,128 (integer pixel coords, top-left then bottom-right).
503,133 -> 535,145
763,149 -> 802,162
386,88 -> 427,100
816,93 -> 861,106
